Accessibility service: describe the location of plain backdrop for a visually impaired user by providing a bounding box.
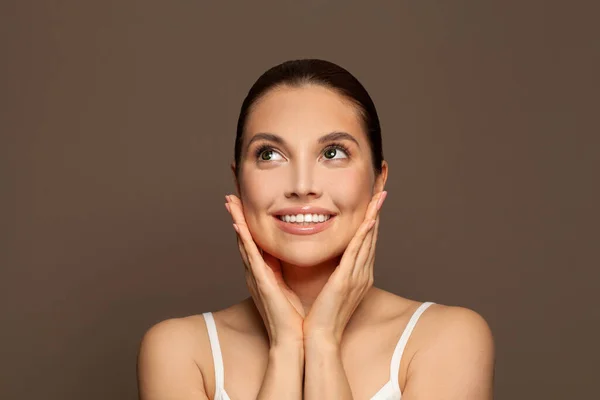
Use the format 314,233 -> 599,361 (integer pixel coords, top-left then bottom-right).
1,1 -> 598,399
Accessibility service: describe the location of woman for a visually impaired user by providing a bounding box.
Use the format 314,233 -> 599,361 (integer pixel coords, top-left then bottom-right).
137,59 -> 495,399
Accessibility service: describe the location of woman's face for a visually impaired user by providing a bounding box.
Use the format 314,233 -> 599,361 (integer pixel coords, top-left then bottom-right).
234,84 -> 387,267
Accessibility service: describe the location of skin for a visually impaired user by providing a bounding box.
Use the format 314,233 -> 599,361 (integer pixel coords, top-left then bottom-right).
137,85 -> 496,400
231,84 -> 388,336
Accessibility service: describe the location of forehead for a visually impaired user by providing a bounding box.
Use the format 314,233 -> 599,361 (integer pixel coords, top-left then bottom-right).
244,85 -> 365,142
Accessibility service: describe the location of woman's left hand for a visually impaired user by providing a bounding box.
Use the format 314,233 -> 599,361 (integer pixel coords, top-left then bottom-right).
302,190 -> 387,346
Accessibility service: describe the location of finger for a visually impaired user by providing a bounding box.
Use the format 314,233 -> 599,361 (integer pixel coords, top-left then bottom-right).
228,196 -> 281,297
352,209 -> 382,281
226,194 -> 244,212
352,217 -> 376,280
243,257 -> 257,290
229,201 -> 279,289
370,191 -> 387,219
364,215 -> 380,282
236,231 -> 250,267
229,196 -> 252,233
337,214 -> 377,279
368,216 -> 380,262
344,195 -> 380,257
226,200 -> 245,226
235,227 -> 261,297
365,192 -> 385,273
344,193 -> 384,281
234,222 -> 269,282
226,197 -> 254,264
245,265 -> 260,302
355,191 -> 385,272
225,193 -> 245,215
227,194 -> 242,205
228,206 -> 258,257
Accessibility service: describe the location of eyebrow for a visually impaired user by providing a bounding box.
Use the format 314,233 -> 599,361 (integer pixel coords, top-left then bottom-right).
246,131 -> 360,150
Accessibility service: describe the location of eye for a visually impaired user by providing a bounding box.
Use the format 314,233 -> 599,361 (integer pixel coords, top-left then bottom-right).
254,143 -> 351,162
322,144 -> 350,160
256,145 -> 284,162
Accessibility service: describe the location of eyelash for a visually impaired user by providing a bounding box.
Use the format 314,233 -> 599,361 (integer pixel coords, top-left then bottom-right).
254,142 -> 352,161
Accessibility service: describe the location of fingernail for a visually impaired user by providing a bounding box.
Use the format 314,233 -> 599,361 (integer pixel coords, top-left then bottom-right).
233,223 -> 239,233
225,195 -> 230,202
368,219 -> 376,230
225,203 -> 231,213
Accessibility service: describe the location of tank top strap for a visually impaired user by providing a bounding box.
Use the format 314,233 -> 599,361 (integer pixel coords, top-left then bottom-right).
389,301 -> 435,388
202,312 -> 225,392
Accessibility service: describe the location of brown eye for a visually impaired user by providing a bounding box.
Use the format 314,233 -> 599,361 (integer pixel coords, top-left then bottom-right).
260,150 -> 273,161
323,145 -> 349,160
324,148 -> 337,159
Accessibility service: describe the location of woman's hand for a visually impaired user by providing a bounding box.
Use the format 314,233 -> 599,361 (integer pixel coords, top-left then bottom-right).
225,194 -> 305,348
302,190 -> 387,346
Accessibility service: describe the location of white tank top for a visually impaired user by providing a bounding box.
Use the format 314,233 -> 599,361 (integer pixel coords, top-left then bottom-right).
202,301 -> 434,400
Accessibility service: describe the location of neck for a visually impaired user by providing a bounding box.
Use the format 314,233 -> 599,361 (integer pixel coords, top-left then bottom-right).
280,256 -> 341,315
242,257 -> 379,337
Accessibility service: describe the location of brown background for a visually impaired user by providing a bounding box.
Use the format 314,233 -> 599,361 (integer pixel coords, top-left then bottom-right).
2,1 -> 598,399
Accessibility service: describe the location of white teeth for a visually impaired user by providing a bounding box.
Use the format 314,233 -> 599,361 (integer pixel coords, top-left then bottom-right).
278,213 -> 332,223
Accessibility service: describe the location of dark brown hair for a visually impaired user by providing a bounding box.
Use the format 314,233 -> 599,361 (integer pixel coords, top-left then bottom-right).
234,58 -> 384,178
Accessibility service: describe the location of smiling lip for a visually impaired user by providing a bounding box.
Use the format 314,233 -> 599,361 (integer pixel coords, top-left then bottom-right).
273,215 -> 336,235
272,206 -> 337,216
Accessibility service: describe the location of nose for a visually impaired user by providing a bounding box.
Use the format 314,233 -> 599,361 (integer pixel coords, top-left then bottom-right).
284,162 -> 322,200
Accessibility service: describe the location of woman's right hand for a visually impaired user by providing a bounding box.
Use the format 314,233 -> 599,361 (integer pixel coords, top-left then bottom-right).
225,194 -> 305,348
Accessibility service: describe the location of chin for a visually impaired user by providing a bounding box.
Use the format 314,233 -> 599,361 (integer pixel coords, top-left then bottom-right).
248,222 -> 350,267
270,243 -> 344,268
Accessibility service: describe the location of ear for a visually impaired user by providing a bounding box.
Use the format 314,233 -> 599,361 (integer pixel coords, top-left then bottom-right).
230,162 -> 241,198
373,160 -> 388,194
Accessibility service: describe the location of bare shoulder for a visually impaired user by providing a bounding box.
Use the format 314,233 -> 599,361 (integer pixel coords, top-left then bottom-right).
404,302 -> 496,399
415,302 -> 494,343
136,299 -> 263,399
139,315 -> 207,351
137,316 -> 210,400
361,289 -> 493,345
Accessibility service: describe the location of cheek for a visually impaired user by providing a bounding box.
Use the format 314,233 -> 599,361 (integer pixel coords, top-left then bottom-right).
238,169 -> 283,247
238,165 -> 374,262
241,172 -> 271,202
327,168 -> 373,213
239,171 -> 273,220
